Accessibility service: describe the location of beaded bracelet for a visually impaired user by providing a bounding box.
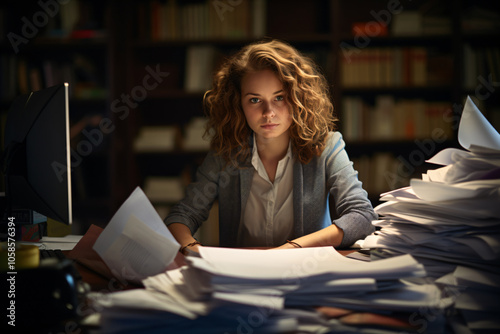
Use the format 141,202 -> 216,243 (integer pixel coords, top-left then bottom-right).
286,240 -> 302,248
180,241 -> 202,255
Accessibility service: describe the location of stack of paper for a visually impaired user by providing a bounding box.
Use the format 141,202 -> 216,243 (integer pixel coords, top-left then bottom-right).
436,267 -> 500,334
92,246 -> 450,333
363,96 -> 500,332
182,117 -> 211,151
187,247 -> 434,311
133,126 -> 178,152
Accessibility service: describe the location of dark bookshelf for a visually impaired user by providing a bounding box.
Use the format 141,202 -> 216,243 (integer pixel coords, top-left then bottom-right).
1,0 -> 499,228
0,0 -> 113,231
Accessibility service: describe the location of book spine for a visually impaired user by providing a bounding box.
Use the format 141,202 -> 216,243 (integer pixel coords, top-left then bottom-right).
141,0 -> 263,40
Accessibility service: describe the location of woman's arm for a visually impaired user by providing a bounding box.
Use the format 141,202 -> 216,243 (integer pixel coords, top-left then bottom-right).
164,151 -> 223,253
168,223 -> 202,254
275,224 -> 345,249
277,132 -> 375,250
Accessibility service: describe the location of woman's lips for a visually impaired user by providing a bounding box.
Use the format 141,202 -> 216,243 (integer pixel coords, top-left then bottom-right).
261,123 -> 278,130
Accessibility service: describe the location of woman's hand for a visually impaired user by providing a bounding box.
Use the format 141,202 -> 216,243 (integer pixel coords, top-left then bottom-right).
272,224 -> 345,250
168,223 -> 203,256
273,242 -> 299,250
183,243 -> 202,257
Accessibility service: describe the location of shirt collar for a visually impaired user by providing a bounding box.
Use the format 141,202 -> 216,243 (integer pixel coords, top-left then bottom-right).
251,135 -> 293,181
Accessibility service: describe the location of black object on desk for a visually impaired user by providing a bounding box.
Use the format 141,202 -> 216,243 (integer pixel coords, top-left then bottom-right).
40,248 -> 67,261
2,256 -> 88,333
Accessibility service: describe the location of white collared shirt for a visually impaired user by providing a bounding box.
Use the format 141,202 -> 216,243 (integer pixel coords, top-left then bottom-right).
238,137 -> 294,247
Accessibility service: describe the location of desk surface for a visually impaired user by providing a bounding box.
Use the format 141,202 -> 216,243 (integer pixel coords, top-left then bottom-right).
17,235 -> 83,250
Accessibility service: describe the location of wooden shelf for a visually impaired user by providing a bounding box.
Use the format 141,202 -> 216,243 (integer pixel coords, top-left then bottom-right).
130,34 -> 333,48
131,38 -> 258,48
142,90 -> 205,99
341,86 -> 455,96
338,34 -> 454,46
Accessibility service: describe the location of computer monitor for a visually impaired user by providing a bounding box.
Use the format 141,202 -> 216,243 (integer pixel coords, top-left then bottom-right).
1,83 -> 72,226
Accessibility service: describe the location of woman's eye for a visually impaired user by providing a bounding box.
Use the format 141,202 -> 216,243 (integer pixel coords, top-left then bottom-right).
275,96 -> 284,101
250,97 -> 260,104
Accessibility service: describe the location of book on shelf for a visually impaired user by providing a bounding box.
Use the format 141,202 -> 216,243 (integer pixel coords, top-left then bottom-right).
133,121 -> 211,153
351,22 -> 388,37
58,0 -> 79,37
340,47 -> 439,88
352,152 -> 403,196
421,15 -> 452,35
143,176 -> 185,204
341,96 -> 454,142
391,11 -> 422,36
15,59 -> 47,96
0,54 -> 106,100
390,8 -> 452,36
251,0 -> 267,38
133,126 -> 179,153
140,0 -> 266,41
461,5 -> 500,33
12,0 -> 107,40
182,117 -> 211,152
425,50 -> 454,86
462,45 -> 500,90
184,45 -> 218,93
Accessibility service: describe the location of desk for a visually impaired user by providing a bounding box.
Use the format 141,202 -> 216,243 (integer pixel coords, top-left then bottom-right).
40,235 -> 83,250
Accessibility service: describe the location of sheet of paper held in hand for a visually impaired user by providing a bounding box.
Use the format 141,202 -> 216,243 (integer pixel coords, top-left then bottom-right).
93,187 -> 180,284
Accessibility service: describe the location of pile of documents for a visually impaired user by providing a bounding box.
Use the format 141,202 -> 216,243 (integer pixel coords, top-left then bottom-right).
363,96 -> 500,333
91,246 -> 451,333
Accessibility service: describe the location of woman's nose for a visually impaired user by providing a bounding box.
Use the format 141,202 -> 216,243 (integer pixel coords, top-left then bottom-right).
262,102 -> 275,119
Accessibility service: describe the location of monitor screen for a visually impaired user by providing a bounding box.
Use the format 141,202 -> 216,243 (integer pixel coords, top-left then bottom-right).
2,83 -> 72,225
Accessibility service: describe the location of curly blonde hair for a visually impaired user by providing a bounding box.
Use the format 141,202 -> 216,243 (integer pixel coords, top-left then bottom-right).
204,39 -> 337,166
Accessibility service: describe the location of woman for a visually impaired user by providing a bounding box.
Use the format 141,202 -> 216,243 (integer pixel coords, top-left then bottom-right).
165,39 -> 376,254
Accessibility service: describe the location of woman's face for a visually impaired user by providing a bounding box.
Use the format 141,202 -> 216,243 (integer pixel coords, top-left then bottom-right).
240,69 -> 292,143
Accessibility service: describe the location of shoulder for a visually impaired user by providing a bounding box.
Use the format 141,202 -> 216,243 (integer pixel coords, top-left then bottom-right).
313,131 -> 352,172
322,131 -> 346,157
197,150 -> 226,176
299,132 -> 346,167
199,148 -> 249,178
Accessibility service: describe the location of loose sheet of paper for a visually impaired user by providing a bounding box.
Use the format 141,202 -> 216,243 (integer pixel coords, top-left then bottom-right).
410,179 -> 500,202
459,96 -> 500,152
93,187 -> 180,284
